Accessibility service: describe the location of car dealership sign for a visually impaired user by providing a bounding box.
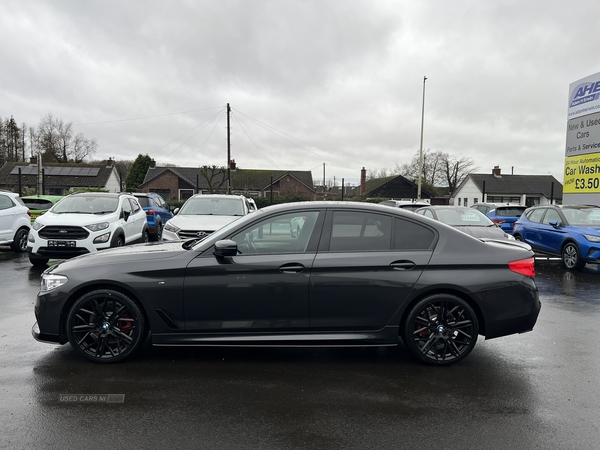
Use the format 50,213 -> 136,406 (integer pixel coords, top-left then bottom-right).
564,72 -> 600,201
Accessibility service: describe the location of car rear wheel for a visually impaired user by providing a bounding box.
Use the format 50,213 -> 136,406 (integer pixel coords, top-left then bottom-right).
562,242 -> 585,271
142,227 -> 149,243
66,289 -> 146,363
403,294 -> 478,366
513,233 -> 523,241
151,221 -> 163,241
11,228 -> 29,252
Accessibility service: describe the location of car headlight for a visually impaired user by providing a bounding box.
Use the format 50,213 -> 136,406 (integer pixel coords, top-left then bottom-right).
583,234 -> 600,243
164,222 -> 180,233
40,274 -> 68,293
86,222 -> 109,232
32,220 -> 43,231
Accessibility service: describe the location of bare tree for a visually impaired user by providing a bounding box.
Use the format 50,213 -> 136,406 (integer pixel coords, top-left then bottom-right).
443,154 -> 477,193
37,113 -> 96,163
199,165 -> 227,193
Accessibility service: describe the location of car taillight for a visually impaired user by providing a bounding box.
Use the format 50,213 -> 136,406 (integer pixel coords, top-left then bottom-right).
509,258 -> 535,278
27,210 -> 31,217
492,218 -> 506,224
146,210 -> 155,216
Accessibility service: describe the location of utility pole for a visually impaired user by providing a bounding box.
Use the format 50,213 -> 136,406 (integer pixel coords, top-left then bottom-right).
227,103 -> 231,194
417,76 -> 427,200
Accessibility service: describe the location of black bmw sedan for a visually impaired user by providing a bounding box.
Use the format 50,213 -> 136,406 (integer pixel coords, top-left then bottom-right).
33,201 -> 540,366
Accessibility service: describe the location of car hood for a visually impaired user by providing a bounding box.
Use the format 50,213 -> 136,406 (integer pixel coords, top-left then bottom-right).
35,211 -> 118,226
47,241 -> 187,272
167,214 -> 241,231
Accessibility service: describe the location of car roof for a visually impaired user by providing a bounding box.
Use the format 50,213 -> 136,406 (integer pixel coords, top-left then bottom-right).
188,194 -> 248,200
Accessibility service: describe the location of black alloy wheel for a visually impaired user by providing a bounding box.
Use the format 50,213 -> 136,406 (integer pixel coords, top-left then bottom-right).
11,228 -> 29,252
66,289 -> 146,363
513,234 -> 523,241
151,222 -> 163,241
112,234 -> 125,248
562,242 -> 585,271
142,228 -> 150,243
404,294 -> 478,365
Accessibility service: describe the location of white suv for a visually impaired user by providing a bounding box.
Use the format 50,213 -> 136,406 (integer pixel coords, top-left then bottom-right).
162,194 -> 256,241
27,192 -> 149,266
0,190 -> 31,252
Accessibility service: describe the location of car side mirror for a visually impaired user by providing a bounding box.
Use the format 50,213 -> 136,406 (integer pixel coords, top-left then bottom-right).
214,239 -> 238,257
173,207 -> 179,215
549,220 -> 560,228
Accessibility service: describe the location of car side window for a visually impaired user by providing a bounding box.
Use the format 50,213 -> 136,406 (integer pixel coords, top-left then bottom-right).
527,208 -> 546,223
329,211 -> 391,251
0,194 -> 15,210
394,218 -> 435,250
122,198 -> 133,215
129,198 -> 141,213
543,209 -> 561,225
230,211 -> 320,254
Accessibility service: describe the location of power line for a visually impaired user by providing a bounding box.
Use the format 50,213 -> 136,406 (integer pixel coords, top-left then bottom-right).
74,106 -> 225,126
182,109 -> 227,166
230,110 -> 278,169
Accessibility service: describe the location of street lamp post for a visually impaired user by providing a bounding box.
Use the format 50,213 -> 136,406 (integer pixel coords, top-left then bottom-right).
417,76 -> 427,200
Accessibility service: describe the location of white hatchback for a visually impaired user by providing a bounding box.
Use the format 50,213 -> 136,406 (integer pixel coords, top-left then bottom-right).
0,190 -> 31,252
27,192 -> 148,266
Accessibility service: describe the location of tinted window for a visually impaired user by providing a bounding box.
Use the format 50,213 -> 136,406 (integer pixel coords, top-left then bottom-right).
526,208 -> 545,223
495,207 -> 527,217
394,218 -> 435,250
23,199 -> 54,210
231,211 -> 319,254
329,211 -> 391,251
136,197 -> 152,207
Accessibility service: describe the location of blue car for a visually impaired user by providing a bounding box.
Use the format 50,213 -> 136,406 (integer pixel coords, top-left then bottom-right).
133,193 -> 173,241
472,203 -> 527,234
513,204 -> 600,270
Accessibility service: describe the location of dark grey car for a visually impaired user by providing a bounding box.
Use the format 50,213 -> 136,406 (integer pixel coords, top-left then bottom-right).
33,202 -> 540,366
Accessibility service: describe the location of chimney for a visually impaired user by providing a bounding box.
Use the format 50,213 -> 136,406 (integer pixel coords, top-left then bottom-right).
492,166 -> 501,176
229,159 -> 236,171
30,156 -> 37,165
149,158 -> 156,169
360,167 -> 366,195
106,158 -> 113,168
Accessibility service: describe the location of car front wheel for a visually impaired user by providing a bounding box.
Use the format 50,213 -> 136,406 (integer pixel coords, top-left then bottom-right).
66,289 -> 146,363
403,294 -> 479,366
29,253 -> 49,267
562,242 -> 585,271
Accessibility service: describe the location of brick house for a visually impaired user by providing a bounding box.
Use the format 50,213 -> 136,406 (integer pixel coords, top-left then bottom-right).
138,161 -> 315,201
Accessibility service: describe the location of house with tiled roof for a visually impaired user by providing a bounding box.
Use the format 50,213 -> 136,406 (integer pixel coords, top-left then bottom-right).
138,160 -> 315,201
451,166 -> 563,207
348,168 -> 434,200
0,158 -> 122,195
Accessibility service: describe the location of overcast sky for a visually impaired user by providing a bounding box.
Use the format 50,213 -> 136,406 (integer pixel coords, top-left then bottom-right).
2,0 -> 599,186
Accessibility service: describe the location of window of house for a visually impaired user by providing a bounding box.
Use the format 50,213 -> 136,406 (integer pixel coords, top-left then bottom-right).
473,198 -> 478,205
463,198 -> 468,207
178,189 -> 194,201
457,198 -> 461,206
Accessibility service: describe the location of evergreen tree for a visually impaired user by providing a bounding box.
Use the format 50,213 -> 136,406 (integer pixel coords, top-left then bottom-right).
125,154 -> 152,191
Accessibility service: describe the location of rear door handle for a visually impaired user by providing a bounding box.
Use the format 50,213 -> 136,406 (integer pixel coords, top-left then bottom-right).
390,261 -> 415,270
279,263 -> 305,273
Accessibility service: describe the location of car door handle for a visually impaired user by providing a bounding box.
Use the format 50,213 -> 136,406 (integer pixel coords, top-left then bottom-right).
279,263 -> 305,273
390,261 -> 415,270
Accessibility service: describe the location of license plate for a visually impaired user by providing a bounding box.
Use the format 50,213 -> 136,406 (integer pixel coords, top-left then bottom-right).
48,240 -> 76,248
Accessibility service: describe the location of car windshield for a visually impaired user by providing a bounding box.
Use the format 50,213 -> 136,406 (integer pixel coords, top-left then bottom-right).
52,196 -> 118,214
562,207 -> 600,226
23,199 -> 55,210
436,209 -> 494,226
179,198 -> 244,216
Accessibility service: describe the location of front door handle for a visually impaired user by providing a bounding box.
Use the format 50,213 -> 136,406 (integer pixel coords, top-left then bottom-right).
390,261 -> 415,271
279,263 -> 305,273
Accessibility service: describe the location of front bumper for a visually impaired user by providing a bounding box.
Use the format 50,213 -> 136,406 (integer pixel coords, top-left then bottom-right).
32,321 -> 62,344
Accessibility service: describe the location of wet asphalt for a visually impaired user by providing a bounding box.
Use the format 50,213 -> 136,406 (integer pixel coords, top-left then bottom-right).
0,249 -> 599,449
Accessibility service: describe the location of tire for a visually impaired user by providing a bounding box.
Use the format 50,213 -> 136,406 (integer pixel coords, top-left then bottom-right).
513,233 -> 523,241
403,294 -> 479,366
29,253 -> 49,267
11,228 -> 29,253
66,289 -> 146,363
150,221 -> 163,242
562,242 -> 585,271
112,234 -> 125,248
141,227 -> 150,243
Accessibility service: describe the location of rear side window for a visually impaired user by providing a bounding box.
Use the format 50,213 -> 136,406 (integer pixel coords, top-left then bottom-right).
394,218 -> 435,250
23,199 -> 54,210
329,211 -> 392,251
0,194 -> 15,210
526,208 -> 546,223
135,197 -> 152,207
